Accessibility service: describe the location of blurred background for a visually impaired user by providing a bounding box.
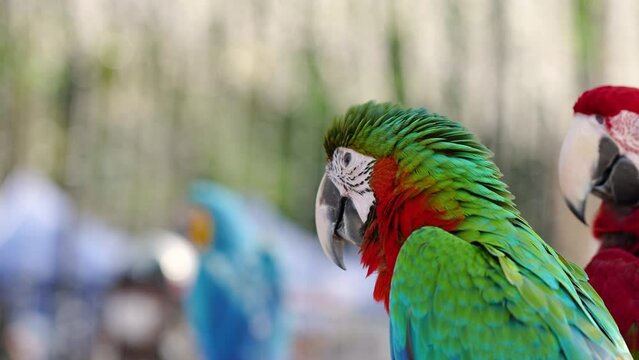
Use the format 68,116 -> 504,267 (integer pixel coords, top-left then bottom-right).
0,0 -> 636,359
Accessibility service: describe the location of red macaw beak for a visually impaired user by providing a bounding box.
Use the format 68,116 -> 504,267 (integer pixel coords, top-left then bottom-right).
559,114 -> 639,223
314,173 -> 364,270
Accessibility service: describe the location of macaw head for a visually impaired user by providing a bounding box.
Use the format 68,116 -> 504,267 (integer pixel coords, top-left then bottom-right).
559,86 -> 639,225
315,102 -> 512,308
187,180 -> 253,255
187,206 -> 215,250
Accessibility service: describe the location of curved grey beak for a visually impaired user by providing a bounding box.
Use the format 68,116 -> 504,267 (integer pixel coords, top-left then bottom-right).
559,116 -> 639,223
314,174 -> 364,270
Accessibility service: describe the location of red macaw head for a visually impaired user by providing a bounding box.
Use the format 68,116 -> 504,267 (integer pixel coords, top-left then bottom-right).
559,86 -> 639,231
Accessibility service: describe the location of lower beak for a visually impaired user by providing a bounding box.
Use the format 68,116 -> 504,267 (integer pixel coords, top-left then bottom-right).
591,154 -> 639,207
314,174 -> 365,270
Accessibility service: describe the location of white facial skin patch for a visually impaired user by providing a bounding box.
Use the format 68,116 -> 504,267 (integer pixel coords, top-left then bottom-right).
326,147 -> 376,223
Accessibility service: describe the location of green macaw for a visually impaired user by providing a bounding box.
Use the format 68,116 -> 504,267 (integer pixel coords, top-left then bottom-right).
314,102 -> 631,359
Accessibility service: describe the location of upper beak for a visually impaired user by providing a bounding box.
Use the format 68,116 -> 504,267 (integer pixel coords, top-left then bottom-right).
559,116 -> 639,223
558,117 -> 609,223
314,173 -> 365,270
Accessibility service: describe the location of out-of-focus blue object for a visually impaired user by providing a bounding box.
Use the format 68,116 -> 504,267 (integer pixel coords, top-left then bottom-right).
0,169 -> 127,358
186,180 -> 287,360
0,169 -> 73,300
0,169 -> 126,298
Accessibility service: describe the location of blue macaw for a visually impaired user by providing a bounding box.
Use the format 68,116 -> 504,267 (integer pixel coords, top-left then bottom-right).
185,181 -> 286,360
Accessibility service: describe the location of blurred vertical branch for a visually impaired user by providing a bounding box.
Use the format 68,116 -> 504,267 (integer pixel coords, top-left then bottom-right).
0,0 -> 9,177
573,0 -> 603,88
1,1 -> 27,175
53,56 -> 80,192
443,0 -> 464,121
488,0 -> 506,166
387,2 -> 406,105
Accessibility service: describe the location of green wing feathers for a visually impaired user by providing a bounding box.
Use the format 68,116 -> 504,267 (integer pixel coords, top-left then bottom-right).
389,226 -> 631,359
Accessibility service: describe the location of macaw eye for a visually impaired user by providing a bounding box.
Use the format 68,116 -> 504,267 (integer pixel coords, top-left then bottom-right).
343,152 -> 352,167
596,114 -> 604,124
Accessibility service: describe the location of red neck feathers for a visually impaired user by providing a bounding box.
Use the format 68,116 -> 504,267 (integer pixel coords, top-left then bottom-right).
360,157 -> 463,311
593,202 -> 639,253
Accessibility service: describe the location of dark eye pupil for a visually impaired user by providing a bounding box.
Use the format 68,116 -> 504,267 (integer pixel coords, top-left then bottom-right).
596,115 -> 604,124
343,152 -> 351,166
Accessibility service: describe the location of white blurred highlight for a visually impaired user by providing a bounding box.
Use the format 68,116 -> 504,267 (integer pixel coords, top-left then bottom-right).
154,231 -> 199,288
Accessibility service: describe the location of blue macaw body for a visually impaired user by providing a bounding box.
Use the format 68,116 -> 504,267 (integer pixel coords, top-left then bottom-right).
186,181 -> 286,360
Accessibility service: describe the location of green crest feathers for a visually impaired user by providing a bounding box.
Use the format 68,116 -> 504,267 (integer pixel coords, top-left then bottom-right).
324,101 -> 486,158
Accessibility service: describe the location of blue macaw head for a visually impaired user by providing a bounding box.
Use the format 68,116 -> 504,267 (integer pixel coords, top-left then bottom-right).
187,180 -> 254,256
